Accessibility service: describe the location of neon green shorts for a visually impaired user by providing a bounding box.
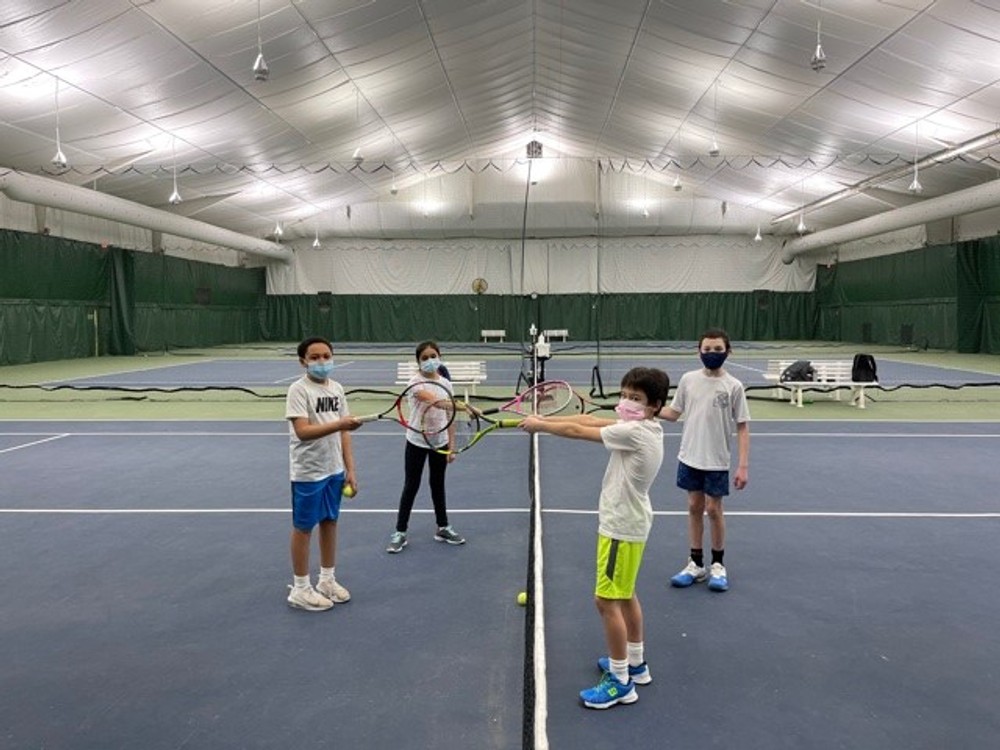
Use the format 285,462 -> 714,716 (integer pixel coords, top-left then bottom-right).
595,534 -> 646,600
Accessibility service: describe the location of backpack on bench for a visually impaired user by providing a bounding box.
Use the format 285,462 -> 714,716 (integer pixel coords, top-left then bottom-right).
851,354 -> 877,382
780,360 -> 815,382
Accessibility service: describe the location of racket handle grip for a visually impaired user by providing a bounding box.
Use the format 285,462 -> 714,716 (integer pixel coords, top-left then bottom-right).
356,414 -> 378,423
497,418 -> 524,428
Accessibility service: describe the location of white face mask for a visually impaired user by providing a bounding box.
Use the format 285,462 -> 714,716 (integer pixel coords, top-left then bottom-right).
614,399 -> 647,421
419,357 -> 441,374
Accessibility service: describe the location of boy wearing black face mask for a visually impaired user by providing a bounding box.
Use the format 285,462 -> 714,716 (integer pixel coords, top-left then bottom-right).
658,328 -> 750,592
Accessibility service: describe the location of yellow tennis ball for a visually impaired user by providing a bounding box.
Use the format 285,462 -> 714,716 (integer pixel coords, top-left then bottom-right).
517,591 -> 527,606
342,485 -> 356,498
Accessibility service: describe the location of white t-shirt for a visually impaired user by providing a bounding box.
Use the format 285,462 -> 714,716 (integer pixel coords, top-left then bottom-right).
597,419 -> 665,543
404,375 -> 454,450
670,368 -> 751,471
285,375 -> 350,482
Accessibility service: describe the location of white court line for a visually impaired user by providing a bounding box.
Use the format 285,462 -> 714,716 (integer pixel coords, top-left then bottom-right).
0,507 -> 529,514
547,509 -> 1000,519
0,434 -> 69,454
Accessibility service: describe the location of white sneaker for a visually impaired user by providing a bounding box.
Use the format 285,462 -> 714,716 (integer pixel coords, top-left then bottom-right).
670,558 -> 708,588
317,578 -> 351,603
287,585 -> 333,611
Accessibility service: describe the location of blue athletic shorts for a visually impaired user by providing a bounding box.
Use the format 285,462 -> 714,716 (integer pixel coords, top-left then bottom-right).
676,462 -> 729,498
291,472 -> 345,531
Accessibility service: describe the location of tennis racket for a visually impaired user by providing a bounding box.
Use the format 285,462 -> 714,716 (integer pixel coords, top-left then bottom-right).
441,380 -> 578,455
356,380 -> 456,439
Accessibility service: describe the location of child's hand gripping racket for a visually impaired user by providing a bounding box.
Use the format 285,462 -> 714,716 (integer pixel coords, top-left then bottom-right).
440,379 -> 578,455
356,380 -> 456,440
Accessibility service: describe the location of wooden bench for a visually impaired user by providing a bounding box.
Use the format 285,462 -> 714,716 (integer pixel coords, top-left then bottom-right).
396,360 -> 487,402
480,329 -> 507,342
543,329 -> 569,341
763,359 -> 877,409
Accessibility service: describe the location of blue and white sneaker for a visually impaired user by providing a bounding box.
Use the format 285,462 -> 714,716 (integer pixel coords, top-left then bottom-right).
670,558 -> 707,588
707,562 -> 729,592
580,672 -> 638,709
596,657 -> 652,685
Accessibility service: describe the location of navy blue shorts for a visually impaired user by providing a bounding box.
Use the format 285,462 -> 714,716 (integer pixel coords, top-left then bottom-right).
290,472 -> 345,531
676,462 -> 729,498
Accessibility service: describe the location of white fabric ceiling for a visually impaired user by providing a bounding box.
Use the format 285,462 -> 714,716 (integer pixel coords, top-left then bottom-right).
3,0 -> 1000,248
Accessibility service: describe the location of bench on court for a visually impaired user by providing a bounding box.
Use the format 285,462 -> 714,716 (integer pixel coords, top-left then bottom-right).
763,359 -> 877,409
480,329 -> 507,342
543,329 -> 568,341
396,360 -> 487,402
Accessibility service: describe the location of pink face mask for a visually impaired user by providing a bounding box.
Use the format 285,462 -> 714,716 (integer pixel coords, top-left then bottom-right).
614,399 -> 647,421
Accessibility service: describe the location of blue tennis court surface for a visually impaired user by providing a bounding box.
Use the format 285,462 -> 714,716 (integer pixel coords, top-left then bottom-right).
2,416 -> 999,748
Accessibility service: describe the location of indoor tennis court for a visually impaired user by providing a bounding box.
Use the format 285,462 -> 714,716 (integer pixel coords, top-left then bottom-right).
5,2 -> 1000,749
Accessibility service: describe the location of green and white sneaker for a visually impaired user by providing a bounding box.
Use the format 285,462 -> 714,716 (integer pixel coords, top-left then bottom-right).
434,525 -> 465,545
386,531 -> 407,553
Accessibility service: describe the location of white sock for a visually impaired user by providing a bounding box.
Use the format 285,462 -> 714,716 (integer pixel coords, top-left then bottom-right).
293,574 -> 310,589
319,566 -> 335,582
609,657 -> 629,684
627,641 -> 645,667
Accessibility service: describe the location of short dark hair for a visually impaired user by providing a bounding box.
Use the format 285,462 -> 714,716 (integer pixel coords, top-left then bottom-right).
297,336 -> 333,359
698,328 -> 731,351
620,367 -> 671,412
414,340 -> 441,361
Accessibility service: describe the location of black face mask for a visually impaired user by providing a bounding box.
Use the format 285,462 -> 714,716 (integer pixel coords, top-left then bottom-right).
700,351 -> 728,370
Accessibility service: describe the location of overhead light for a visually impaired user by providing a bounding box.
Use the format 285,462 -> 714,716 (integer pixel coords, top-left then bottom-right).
51,78 -> 68,170
641,207 -> 650,218
811,3 -> 827,71
796,213 -> 807,235
754,225 -> 762,242
312,230 -> 321,249
252,0 -> 269,81
168,136 -> 182,205
273,221 -> 283,237
352,147 -> 364,166
709,81 -> 720,156
672,175 -> 682,191
908,122 -> 922,194
390,182 -> 398,195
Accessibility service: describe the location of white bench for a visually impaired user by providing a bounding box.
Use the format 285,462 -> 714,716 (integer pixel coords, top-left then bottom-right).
481,329 -> 507,342
763,359 -> 877,409
396,360 -> 487,402
543,329 -> 569,341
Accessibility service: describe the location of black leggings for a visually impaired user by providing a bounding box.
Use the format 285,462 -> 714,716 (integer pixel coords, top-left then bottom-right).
395,441 -> 449,532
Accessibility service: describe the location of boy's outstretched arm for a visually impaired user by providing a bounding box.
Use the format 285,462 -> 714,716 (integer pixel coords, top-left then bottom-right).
658,406 -> 681,422
520,415 -> 605,443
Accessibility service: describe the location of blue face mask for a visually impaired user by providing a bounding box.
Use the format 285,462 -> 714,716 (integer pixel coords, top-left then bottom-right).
419,357 -> 441,374
700,351 -> 728,370
307,361 -> 335,380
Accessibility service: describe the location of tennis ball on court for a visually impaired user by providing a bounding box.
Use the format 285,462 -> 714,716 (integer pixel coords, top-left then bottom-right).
342,485 -> 356,498
517,591 -> 527,606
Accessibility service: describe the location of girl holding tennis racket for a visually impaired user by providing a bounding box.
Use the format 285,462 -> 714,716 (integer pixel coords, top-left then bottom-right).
386,340 -> 465,553
520,366 -> 670,709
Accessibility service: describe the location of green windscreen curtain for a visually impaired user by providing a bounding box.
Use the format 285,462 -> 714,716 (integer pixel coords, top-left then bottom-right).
957,238 -> 1000,353
108,246 -> 135,355
0,230 -> 109,364
816,244 -> 959,349
262,292 -> 817,343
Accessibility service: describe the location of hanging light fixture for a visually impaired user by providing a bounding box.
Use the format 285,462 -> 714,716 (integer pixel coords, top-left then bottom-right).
51,78 -> 68,170
811,1 -> 827,71
708,81 -> 720,157
796,212 -> 807,234
754,224 -> 763,242
252,0 -> 269,81
273,221 -> 283,239
312,227 -> 321,249
168,137 -> 182,205
352,89 -> 364,165
908,122 -> 923,194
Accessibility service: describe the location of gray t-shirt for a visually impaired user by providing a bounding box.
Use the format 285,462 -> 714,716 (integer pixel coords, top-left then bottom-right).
670,368 -> 750,471
285,376 -> 349,482
597,419 -> 665,543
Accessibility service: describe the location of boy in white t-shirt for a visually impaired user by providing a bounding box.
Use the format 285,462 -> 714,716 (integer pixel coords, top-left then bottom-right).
659,328 -> 750,593
521,367 -> 670,710
285,336 -> 362,611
